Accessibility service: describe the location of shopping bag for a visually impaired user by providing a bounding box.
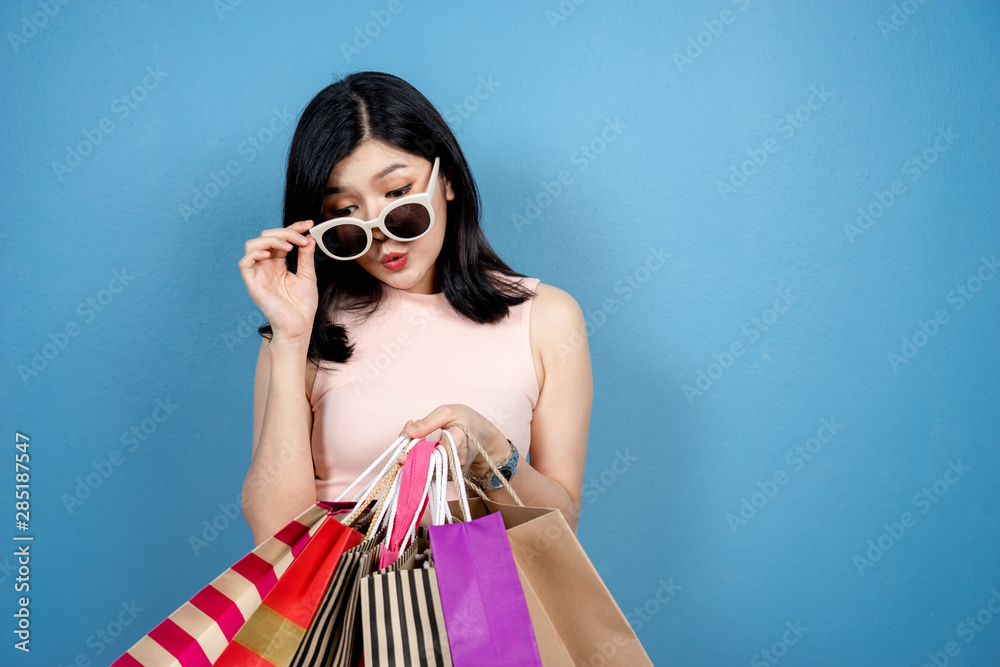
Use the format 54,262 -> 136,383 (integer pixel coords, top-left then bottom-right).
212,512 -> 363,666
429,511 -> 543,666
112,503 -> 328,667
289,534 -> 381,667
268,435 -> 452,667
357,431 -> 473,667
442,421 -> 653,666
461,498 -> 654,667
359,548 -> 453,667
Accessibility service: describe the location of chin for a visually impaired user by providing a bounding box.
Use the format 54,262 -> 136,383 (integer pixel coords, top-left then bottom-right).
367,259 -> 416,283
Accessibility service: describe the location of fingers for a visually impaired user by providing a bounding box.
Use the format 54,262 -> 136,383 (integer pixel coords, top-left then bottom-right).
295,221 -> 317,282
402,419 -> 423,438
238,236 -> 291,269
404,405 -> 462,438
239,220 -> 314,271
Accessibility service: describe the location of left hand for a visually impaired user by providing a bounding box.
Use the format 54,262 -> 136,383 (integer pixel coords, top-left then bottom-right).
397,404 -> 505,478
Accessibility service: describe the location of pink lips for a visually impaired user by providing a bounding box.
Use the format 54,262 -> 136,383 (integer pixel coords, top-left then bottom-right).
381,252 -> 407,271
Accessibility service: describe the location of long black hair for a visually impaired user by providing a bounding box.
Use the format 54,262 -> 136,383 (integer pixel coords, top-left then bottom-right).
258,71 -> 534,368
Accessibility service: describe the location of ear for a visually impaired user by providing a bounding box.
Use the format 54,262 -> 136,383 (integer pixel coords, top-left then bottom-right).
443,174 -> 456,202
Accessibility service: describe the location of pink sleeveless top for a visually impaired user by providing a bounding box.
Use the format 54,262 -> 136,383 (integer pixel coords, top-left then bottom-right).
309,275 -> 541,501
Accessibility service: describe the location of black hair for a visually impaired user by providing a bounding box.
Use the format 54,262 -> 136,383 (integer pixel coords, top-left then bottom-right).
258,71 -> 534,368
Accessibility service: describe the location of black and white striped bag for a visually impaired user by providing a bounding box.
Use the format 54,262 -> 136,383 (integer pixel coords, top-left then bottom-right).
360,563 -> 453,667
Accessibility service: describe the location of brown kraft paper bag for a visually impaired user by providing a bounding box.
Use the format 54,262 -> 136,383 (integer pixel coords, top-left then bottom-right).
456,498 -> 653,666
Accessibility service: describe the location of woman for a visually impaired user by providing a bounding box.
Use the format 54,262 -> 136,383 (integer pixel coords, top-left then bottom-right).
237,71 -> 592,546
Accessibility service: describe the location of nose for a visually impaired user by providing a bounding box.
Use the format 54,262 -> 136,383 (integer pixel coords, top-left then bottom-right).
371,225 -> 387,241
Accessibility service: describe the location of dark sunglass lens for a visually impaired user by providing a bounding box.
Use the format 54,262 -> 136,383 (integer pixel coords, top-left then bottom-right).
384,204 -> 430,239
323,224 -> 368,258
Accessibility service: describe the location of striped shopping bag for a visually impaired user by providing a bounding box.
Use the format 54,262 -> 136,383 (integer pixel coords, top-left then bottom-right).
213,514 -> 363,666
360,562 -> 453,667
112,503 -> 328,667
289,538 -> 380,667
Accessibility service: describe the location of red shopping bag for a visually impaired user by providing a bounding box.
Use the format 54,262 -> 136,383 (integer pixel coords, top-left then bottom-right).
213,512 -> 363,666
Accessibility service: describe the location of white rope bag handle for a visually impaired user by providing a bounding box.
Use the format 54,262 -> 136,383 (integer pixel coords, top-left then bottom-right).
332,426 -> 475,545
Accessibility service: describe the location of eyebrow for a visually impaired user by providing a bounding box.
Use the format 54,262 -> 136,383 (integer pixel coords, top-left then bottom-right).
323,162 -> 412,196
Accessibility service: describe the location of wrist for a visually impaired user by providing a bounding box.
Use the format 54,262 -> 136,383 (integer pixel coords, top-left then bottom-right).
269,332 -> 313,357
468,437 -> 520,490
271,327 -> 313,345
468,431 -> 507,478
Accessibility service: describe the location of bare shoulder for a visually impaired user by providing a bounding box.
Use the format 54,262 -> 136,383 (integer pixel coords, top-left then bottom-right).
529,282 -> 588,364
531,282 -> 584,328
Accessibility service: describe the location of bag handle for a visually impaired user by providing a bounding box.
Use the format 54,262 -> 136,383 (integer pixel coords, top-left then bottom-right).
444,421 -> 525,507
334,435 -> 410,503
331,421 -> 494,533
387,430 -> 475,552
382,439 -> 437,551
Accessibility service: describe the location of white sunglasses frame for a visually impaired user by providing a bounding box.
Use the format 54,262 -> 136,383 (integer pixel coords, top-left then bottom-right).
309,156 -> 440,261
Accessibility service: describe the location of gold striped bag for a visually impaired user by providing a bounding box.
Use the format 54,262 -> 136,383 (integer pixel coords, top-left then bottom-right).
289,540 -> 379,667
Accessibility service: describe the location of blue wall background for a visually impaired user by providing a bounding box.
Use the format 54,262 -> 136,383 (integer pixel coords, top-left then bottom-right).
2,1 -> 998,665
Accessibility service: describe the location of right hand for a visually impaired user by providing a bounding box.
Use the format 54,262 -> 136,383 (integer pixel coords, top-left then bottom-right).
238,219 -> 319,342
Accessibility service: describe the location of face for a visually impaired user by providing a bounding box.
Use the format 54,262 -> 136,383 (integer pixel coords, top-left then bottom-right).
320,140 -> 455,295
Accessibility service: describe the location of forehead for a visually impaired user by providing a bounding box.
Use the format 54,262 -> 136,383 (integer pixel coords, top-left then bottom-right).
324,141 -> 423,194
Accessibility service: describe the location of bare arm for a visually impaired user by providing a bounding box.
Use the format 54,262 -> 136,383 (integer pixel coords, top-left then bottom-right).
402,283 -> 593,532
481,283 -> 593,532
237,219 -> 320,544
242,335 -> 317,545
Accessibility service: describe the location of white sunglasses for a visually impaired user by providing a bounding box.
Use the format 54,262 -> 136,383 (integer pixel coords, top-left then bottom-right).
310,156 -> 440,261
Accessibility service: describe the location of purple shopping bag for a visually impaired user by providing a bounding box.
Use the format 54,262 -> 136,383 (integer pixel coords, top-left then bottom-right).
428,511 -> 542,667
